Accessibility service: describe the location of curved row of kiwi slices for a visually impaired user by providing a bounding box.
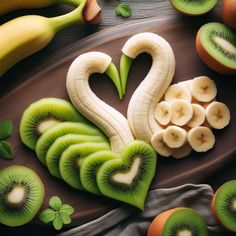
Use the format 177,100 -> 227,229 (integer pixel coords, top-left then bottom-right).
46,134 -> 110,178
36,122 -> 108,165
20,98 -> 88,150
0,166 -> 44,227
60,144 -> 112,190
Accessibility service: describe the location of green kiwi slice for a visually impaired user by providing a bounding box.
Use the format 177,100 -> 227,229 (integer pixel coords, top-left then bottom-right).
197,22 -> 236,72
46,134 -> 110,178
0,166 -> 44,227
162,208 -> 208,236
213,180 -> 236,232
20,98 -> 87,150
59,143 -> 111,190
80,151 -> 118,194
171,0 -> 217,15
35,122 -> 108,166
97,140 -> 157,210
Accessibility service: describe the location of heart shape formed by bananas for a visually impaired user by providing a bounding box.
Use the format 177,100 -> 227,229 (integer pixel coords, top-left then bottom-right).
65,32 -> 175,209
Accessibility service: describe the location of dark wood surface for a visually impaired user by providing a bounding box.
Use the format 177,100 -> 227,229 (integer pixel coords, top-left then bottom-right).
1,1 -> 236,236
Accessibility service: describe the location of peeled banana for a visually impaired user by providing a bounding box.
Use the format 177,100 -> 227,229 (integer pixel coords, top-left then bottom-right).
0,0 -> 101,77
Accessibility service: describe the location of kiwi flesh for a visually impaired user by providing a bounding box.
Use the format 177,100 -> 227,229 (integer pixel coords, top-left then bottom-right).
46,134 -> 110,178
212,180 -> 236,232
35,122 -> 108,166
97,140 -> 157,210
19,98 -> 87,150
59,143 -> 111,190
171,0 -> 217,15
0,166 -> 44,227
80,151 -> 118,195
196,22 -> 236,74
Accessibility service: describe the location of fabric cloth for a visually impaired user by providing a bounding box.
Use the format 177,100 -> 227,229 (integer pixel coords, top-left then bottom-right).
58,184 -> 221,236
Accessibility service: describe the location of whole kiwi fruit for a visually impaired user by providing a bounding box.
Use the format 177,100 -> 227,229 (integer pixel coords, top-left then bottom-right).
0,166 -> 45,227
222,0 -> 236,30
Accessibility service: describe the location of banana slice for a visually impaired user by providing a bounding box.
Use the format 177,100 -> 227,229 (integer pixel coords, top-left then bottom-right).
205,101 -> 230,129
171,142 -> 192,159
187,103 -> 205,128
190,76 -> 217,102
188,126 -> 215,152
151,130 -> 172,157
164,84 -> 192,102
163,125 -> 187,148
178,80 -> 192,91
170,99 -> 193,126
154,101 -> 171,126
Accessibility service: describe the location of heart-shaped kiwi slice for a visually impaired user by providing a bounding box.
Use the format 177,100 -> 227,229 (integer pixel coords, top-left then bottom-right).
96,140 -> 157,210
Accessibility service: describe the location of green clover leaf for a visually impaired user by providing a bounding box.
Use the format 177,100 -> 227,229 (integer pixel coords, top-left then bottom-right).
49,196 -> 62,211
40,209 -> 56,223
0,141 -> 14,160
60,212 -> 72,225
53,213 -> 63,230
0,120 -> 13,140
115,3 -> 132,18
59,204 -> 74,216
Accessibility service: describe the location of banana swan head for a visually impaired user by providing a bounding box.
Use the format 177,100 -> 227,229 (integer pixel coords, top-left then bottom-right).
120,32 -> 176,142
66,52 -> 134,153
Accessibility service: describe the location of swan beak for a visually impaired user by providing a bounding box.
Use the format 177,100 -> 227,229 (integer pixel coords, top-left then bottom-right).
120,54 -> 133,96
105,62 -> 123,100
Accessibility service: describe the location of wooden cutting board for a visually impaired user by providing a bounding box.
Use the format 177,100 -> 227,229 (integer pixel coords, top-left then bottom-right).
1,16 -> 236,234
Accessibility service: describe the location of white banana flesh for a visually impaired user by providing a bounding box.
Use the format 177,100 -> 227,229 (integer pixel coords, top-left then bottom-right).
188,126 -> 215,152
66,52 -> 134,153
171,143 -> 192,159
163,125 -> 187,148
187,103 -> 205,128
151,130 -> 172,157
205,101 -> 231,129
154,101 -> 171,126
170,99 -> 193,126
164,84 -> 192,102
123,32 -> 176,142
190,76 -> 217,102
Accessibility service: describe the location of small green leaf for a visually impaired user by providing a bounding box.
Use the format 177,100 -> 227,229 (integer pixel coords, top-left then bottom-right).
0,120 -> 13,140
60,204 -> 74,216
115,3 -> 132,18
39,209 -> 56,223
49,196 -> 62,211
59,212 -> 72,225
53,214 -> 63,230
0,141 -> 14,160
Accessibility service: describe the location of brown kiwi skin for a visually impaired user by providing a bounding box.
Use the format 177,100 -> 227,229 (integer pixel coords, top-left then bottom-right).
222,0 -> 236,30
196,30 -> 236,74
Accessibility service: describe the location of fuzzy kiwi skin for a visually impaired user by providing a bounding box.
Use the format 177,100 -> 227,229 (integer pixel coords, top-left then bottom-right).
222,0 -> 236,30
0,166 -> 45,227
170,0 -> 217,16
211,180 -> 236,232
196,24 -> 236,74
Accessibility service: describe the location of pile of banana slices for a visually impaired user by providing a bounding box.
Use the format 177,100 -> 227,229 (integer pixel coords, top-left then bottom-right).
151,76 -> 231,158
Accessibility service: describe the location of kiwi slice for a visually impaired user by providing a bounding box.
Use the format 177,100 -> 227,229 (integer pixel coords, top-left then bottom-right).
148,207 -> 208,236
35,122 -> 108,166
59,143 -> 111,190
196,22 -> 236,74
171,0 -> 217,15
212,180 -> 236,232
20,98 -> 87,150
80,151 -> 118,194
0,166 -> 44,227
97,140 -> 157,210
46,134 -> 110,178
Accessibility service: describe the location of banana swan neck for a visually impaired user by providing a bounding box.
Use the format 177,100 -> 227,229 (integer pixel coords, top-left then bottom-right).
121,32 -> 176,142
66,52 -> 134,153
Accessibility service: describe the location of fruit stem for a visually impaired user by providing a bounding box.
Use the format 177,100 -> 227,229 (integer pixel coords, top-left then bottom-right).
49,0 -> 86,32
